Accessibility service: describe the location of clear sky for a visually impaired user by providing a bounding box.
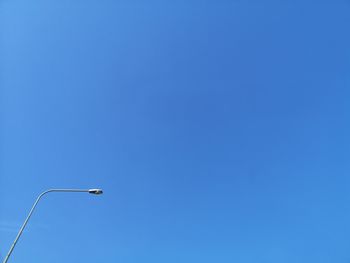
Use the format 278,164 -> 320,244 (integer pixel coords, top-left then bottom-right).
1,1 -> 350,262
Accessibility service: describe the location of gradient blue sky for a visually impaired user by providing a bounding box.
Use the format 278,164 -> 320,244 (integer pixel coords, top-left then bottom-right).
1,1 -> 350,262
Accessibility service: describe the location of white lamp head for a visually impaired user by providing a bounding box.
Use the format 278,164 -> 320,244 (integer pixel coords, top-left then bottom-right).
88,189 -> 103,195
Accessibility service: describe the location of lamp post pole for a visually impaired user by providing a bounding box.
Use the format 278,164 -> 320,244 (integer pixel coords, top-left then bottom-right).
2,188 -> 103,263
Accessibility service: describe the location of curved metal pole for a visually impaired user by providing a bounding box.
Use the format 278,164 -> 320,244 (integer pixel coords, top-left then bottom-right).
2,189 -> 95,263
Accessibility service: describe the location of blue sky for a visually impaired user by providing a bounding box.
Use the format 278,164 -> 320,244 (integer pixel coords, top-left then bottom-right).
1,1 -> 350,262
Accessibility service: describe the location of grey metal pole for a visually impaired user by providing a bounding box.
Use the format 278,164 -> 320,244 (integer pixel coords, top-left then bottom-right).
2,188 -> 103,263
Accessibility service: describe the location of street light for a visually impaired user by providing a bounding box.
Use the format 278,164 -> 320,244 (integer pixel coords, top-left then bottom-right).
2,188 -> 103,263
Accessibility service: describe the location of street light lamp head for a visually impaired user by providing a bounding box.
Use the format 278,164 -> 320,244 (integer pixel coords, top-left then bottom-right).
88,189 -> 103,195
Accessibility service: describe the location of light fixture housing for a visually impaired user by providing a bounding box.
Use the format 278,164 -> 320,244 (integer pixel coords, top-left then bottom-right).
88,189 -> 103,195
